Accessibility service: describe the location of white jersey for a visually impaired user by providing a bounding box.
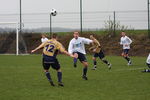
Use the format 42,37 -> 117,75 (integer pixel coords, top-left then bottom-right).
68,37 -> 93,54
146,53 -> 150,64
120,36 -> 132,49
41,37 -> 48,43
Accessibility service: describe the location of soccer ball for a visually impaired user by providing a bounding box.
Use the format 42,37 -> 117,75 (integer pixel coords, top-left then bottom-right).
51,9 -> 57,16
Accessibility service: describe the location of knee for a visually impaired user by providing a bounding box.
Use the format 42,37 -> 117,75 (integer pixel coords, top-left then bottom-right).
57,68 -> 61,72
44,70 -> 49,72
83,62 -> 88,67
92,57 -> 96,61
74,53 -> 78,58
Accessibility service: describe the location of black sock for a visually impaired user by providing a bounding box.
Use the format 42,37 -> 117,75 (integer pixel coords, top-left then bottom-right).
83,67 -> 88,76
45,72 -> 52,82
93,61 -> 97,67
124,57 -> 130,62
57,72 -> 62,82
102,59 -> 109,65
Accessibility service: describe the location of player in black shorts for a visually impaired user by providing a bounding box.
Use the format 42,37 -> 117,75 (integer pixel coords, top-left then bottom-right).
68,32 -> 93,80
31,33 -> 74,87
89,35 -> 111,70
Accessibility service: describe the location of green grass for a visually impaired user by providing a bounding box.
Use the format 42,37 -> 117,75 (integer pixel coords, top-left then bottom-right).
0,55 -> 150,100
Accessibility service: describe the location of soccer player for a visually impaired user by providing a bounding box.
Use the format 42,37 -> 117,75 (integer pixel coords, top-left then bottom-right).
68,31 -> 93,80
120,32 -> 132,65
31,33 -> 74,87
89,35 -> 111,70
41,34 -> 48,43
142,53 -> 150,72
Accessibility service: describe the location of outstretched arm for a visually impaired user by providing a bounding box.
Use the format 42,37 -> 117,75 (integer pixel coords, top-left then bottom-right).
31,43 -> 45,53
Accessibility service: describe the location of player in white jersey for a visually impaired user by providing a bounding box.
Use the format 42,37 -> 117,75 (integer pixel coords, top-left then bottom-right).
120,32 -> 132,65
41,34 -> 48,43
68,32 -> 93,80
142,53 -> 150,72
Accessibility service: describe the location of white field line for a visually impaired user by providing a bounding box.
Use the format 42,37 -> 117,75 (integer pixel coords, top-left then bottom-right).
114,67 -> 145,72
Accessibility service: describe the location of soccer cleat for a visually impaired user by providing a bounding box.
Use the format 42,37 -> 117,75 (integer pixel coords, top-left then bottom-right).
141,69 -> 150,73
82,75 -> 88,80
108,63 -> 112,69
73,63 -> 77,68
127,61 -> 132,66
58,82 -> 64,87
49,81 -> 55,86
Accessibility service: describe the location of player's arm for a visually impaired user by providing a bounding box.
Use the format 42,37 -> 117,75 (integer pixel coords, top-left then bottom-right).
120,38 -> 123,45
31,42 -> 45,53
127,37 -> 132,44
68,41 -> 73,54
58,42 -> 74,58
82,37 -> 93,45
89,46 -> 95,51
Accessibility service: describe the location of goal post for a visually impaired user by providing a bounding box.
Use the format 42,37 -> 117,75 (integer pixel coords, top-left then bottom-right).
0,22 -> 19,55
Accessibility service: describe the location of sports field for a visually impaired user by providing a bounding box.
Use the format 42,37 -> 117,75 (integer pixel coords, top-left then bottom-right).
0,55 -> 149,100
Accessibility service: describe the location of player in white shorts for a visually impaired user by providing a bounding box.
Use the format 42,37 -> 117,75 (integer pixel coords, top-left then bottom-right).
120,32 -> 132,65
142,53 -> 150,72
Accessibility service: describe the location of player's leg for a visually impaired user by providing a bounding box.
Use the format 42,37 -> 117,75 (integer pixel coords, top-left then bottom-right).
92,57 -> 97,70
43,59 -> 55,86
142,63 -> 150,72
99,51 -> 111,69
92,53 -> 98,70
57,68 -> 64,86
51,59 -> 64,86
77,52 -> 88,80
73,52 -> 78,67
122,49 -> 131,65
81,61 -> 88,80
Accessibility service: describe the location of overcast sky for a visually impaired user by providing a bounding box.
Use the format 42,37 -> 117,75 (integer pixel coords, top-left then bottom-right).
0,0 -> 148,30
0,0 -> 147,14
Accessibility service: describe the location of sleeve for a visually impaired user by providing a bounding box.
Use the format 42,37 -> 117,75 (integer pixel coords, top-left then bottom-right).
127,37 -> 132,44
57,42 -> 65,53
120,38 -> 123,45
82,38 -> 93,44
68,40 -> 73,54
41,38 -> 43,43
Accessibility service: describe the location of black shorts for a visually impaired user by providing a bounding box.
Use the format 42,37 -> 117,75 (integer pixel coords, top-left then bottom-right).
94,50 -> 105,59
123,49 -> 129,55
42,55 -> 60,70
73,52 -> 87,62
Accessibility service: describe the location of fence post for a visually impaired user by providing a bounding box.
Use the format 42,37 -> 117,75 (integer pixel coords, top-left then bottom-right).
80,0 -> 83,34
148,0 -> 150,38
113,11 -> 116,36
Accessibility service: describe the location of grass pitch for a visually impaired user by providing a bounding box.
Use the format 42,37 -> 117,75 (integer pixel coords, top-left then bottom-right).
0,55 -> 149,100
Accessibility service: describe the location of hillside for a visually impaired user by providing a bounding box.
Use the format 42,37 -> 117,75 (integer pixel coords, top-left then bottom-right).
0,32 -> 150,56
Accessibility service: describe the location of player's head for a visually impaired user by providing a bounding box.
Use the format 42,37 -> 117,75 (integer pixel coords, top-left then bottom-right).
41,33 -> 47,38
90,34 -> 95,40
73,31 -> 79,39
121,32 -> 126,37
51,33 -> 58,39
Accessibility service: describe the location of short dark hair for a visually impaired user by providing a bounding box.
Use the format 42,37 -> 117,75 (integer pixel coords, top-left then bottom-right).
51,33 -> 57,38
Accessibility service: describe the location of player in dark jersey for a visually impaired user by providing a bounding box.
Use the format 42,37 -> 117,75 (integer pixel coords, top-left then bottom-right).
89,35 -> 111,70
31,33 -> 74,87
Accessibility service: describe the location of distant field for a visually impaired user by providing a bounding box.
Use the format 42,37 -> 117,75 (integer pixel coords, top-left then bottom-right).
0,55 -> 149,100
